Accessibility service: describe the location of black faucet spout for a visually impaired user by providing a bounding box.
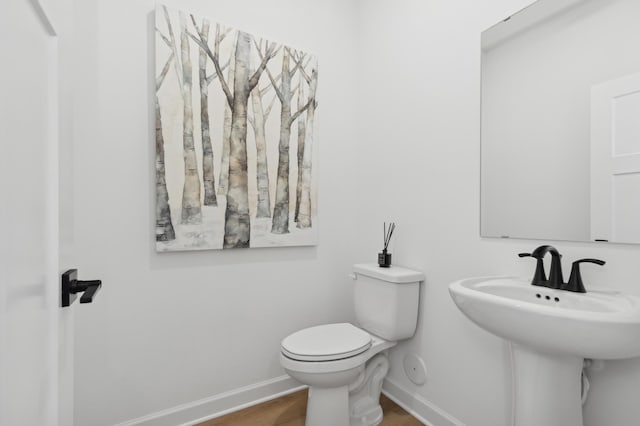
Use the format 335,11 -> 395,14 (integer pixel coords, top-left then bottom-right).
532,245 -> 563,289
518,252 -> 546,284
519,245 -> 563,289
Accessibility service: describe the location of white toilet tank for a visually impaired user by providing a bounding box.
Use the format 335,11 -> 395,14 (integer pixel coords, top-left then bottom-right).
352,263 -> 424,341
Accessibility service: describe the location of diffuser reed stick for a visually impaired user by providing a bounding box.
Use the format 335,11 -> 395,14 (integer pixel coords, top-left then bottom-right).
383,222 -> 395,251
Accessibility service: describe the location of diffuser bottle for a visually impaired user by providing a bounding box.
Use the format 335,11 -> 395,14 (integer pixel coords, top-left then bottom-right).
379,222 -> 395,267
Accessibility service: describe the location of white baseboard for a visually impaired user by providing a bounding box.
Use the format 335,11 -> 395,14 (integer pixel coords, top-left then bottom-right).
382,378 -> 465,426
115,375 -> 305,426
115,374 -> 462,426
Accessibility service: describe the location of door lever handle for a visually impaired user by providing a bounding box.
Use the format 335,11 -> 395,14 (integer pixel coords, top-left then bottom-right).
61,269 -> 102,307
78,279 -> 101,303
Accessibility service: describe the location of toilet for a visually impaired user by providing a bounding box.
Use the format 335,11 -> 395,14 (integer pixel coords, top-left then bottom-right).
280,263 -> 424,426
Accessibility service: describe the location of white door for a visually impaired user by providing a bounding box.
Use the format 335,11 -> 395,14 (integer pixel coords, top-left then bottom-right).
591,72 -> 640,243
0,1 -> 72,425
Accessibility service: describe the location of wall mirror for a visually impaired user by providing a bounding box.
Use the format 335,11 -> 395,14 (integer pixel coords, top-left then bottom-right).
481,0 -> 640,244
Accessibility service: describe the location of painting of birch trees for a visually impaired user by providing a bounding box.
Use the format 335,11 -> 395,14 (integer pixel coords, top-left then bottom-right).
155,5 -> 318,251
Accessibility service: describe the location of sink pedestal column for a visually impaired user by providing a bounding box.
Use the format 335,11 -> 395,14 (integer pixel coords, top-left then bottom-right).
510,343 -> 583,426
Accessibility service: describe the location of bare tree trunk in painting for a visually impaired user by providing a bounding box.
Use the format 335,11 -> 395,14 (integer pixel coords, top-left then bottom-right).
294,74 -> 306,223
224,32 -> 277,247
154,50 -> 175,241
271,48 -> 293,234
296,64 -> 318,229
190,19 -> 232,198
179,13 -> 202,224
190,27 -> 276,248
162,6 -> 183,90
218,40 -> 236,195
250,86 -> 272,218
155,100 -> 175,240
196,20 -> 217,206
262,48 -> 313,234
223,33 -> 252,247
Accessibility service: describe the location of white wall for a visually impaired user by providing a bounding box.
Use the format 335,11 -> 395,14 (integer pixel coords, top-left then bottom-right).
356,1 -> 640,426
70,1 -> 640,425
71,1 -> 359,424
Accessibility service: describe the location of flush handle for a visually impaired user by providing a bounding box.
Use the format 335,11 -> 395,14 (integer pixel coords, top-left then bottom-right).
61,269 -> 102,307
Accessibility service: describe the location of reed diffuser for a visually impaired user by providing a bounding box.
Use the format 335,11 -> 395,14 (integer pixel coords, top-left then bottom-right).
378,222 -> 395,267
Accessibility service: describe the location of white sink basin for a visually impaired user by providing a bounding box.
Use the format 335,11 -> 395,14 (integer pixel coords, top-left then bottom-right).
449,276 -> 640,359
450,276 -> 640,426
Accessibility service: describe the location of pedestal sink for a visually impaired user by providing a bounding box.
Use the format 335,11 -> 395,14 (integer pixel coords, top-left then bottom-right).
449,276 -> 640,426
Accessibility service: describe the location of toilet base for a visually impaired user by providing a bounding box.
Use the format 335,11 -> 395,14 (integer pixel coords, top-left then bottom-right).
280,332 -> 396,426
349,353 -> 389,426
350,395 -> 383,426
306,385 -> 350,426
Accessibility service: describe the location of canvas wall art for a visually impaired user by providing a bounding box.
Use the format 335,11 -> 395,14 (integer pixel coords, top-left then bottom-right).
155,5 -> 318,251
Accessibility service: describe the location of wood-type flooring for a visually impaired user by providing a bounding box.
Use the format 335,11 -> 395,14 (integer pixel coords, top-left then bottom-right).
197,389 -> 424,426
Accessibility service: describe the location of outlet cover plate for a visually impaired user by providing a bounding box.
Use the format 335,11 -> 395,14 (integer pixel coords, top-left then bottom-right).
403,353 -> 427,385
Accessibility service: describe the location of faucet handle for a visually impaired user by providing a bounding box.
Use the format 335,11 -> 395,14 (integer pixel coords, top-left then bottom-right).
519,249 -> 545,259
518,252 -> 547,285
563,258 -> 605,293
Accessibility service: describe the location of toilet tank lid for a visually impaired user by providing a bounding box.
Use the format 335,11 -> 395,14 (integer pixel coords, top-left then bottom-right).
353,263 -> 425,283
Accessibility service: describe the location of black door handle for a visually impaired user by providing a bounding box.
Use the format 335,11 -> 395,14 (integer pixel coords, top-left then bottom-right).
61,269 -> 102,307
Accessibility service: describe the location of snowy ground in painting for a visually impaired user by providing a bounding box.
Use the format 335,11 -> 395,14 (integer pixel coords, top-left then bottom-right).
156,205 -> 223,251
250,216 -> 317,248
156,197 -> 316,251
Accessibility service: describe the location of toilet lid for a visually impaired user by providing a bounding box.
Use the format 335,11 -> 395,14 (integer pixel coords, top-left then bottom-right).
281,323 -> 372,362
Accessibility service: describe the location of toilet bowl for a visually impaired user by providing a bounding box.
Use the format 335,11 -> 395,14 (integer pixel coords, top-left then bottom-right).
281,323 -> 396,426
280,264 -> 424,426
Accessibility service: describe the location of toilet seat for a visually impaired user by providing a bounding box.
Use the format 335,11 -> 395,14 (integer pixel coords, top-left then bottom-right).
281,323 -> 372,362
280,332 -> 395,375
